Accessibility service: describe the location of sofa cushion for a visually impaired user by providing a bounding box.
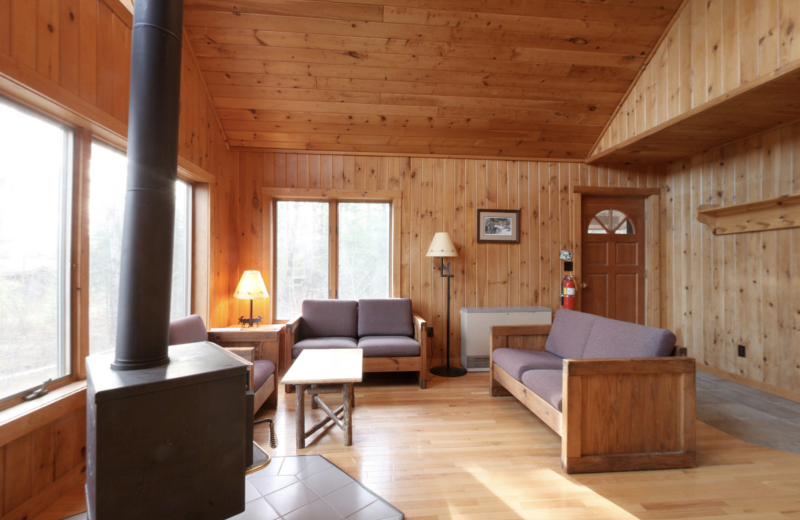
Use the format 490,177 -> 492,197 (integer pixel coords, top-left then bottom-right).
300,299 -> 358,339
168,314 -> 207,346
357,336 -> 420,357
253,360 -> 275,391
357,299 -> 414,337
520,370 -> 563,411
544,309 -> 598,360
492,348 -> 563,380
292,337 -> 358,359
582,318 -> 677,359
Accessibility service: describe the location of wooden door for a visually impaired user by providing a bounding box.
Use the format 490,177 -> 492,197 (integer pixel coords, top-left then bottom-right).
580,196 -> 646,324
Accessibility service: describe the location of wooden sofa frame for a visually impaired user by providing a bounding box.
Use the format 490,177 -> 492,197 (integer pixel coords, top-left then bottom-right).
284,313 -> 429,389
490,324 -> 696,474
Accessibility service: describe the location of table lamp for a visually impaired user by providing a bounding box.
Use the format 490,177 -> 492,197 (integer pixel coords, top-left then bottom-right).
426,232 -> 466,377
234,270 -> 269,327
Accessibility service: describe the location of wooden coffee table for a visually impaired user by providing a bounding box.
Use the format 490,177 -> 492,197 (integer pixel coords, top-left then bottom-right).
281,349 -> 363,449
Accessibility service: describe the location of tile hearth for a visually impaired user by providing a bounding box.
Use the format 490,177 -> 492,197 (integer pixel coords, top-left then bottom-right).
240,455 -> 403,520
61,455 -> 402,520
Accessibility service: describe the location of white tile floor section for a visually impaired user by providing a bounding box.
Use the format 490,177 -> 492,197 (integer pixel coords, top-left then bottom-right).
62,456 -> 402,520
237,456 -> 403,520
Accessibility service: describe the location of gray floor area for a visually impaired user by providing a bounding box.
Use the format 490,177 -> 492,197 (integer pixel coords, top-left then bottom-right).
696,371 -> 800,454
236,456 -> 403,520
61,456 -> 402,520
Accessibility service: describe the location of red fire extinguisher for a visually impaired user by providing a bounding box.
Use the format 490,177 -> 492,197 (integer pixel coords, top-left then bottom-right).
561,275 -> 576,310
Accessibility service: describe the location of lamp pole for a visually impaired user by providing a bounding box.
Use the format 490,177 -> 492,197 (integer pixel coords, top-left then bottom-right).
430,257 -> 467,378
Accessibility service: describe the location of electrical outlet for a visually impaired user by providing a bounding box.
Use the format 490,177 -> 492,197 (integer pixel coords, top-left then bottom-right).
427,327 -> 434,338
738,345 -> 746,358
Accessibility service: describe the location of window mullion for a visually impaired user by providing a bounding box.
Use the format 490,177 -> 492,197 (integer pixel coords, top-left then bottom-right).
330,200 -> 338,299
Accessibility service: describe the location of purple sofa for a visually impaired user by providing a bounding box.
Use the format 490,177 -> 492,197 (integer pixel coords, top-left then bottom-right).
285,299 -> 429,388
490,309 -> 696,474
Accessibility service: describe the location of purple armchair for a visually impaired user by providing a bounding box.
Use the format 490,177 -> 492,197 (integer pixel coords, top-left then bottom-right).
169,315 -> 276,413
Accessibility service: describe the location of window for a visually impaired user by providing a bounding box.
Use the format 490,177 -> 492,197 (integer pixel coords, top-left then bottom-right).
88,140 -> 192,354
588,209 -> 634,235
275,201 -> 330,320
0,98 -> 73,403
274,200 -> 392,320
337,202 -> 390,300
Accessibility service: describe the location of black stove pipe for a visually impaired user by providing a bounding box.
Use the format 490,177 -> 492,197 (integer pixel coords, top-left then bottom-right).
112,0 -> 184,371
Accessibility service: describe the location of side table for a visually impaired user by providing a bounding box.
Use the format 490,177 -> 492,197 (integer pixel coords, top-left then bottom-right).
208,325 -> 283,410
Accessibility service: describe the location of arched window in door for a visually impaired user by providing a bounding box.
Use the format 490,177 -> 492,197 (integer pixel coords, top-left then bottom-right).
587,209 -> 635,235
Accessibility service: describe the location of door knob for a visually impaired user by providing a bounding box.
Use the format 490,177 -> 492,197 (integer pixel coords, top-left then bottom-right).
580,282 -> 589,289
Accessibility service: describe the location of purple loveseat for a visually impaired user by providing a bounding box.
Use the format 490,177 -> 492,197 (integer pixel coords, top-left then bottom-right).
285,299 -> 429,388
490,309 -> 696,474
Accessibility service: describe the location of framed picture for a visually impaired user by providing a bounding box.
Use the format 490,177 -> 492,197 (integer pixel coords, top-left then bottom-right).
477,209 -> 520,243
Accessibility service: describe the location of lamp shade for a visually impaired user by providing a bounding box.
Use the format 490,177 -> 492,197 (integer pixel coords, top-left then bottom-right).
426,232 -> 458,257
233,271 -> 269,300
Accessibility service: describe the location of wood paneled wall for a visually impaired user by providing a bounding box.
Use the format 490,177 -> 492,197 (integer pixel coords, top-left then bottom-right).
0,1 -> 238,518
592,0 -> 800,156
658,121 -> 800,393
238,152 -> 661,365
0,390 -> 86,520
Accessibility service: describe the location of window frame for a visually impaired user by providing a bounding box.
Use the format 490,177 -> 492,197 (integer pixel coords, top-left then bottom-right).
264,188 -> 402,324
0,95 -> 77,411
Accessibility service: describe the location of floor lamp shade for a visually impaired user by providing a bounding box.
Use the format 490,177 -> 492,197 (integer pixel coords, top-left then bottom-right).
426,232 -> 458,257
426,233 -> 466,378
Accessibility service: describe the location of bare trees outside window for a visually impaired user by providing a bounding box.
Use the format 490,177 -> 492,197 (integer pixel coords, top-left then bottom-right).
275,201 -> 330,320
88,141 -> 192,354
0,98 -> 72,403
275,200 -> 391,320
338,203 -> 390,300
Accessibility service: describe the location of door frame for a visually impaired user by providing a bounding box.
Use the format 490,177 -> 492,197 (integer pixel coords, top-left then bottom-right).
571,186 -> 661,327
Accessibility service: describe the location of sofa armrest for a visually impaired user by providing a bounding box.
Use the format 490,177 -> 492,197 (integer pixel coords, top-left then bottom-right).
224,347 -> 255,391
284,314 -> 302,366
561,356 -> 696,474
412,313 -> 427,360
564,356 -> 695,376
489,324 -> 551,353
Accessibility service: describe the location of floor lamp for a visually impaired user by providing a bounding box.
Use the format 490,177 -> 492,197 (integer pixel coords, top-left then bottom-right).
427,232 -> 467,377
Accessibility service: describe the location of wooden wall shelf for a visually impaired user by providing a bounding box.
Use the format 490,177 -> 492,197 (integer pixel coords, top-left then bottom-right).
587,61 -> 800,166
696,193 -> 800,235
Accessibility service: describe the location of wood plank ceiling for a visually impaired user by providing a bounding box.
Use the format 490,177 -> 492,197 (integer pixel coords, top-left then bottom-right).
184,0 -> 685,159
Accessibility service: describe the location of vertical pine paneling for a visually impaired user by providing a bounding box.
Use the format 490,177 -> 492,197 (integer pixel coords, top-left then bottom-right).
593,0 -> 800,156
656,120 -> 800,393
254,152 -> 596,364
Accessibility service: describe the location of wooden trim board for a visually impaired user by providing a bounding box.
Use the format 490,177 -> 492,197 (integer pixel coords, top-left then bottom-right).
263,188 -> 402,200
574,186 -> 661,197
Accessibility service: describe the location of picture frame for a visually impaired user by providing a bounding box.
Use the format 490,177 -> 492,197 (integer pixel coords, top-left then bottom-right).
477,209 -> 520,243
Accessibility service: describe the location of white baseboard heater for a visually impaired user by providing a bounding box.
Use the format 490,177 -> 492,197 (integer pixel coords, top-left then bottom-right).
460,307 -> 552,372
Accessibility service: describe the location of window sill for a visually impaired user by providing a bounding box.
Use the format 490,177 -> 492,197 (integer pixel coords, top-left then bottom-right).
0,380 -> 87,447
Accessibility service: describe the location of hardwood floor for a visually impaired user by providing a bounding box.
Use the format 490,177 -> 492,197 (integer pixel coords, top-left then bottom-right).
36,373 -> 800,519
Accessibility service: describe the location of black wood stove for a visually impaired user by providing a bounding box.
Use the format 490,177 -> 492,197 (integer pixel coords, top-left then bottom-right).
85,1 -> 252,518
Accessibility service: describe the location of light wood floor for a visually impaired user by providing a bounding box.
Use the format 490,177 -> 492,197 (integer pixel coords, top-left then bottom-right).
36,373 -> 800,519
